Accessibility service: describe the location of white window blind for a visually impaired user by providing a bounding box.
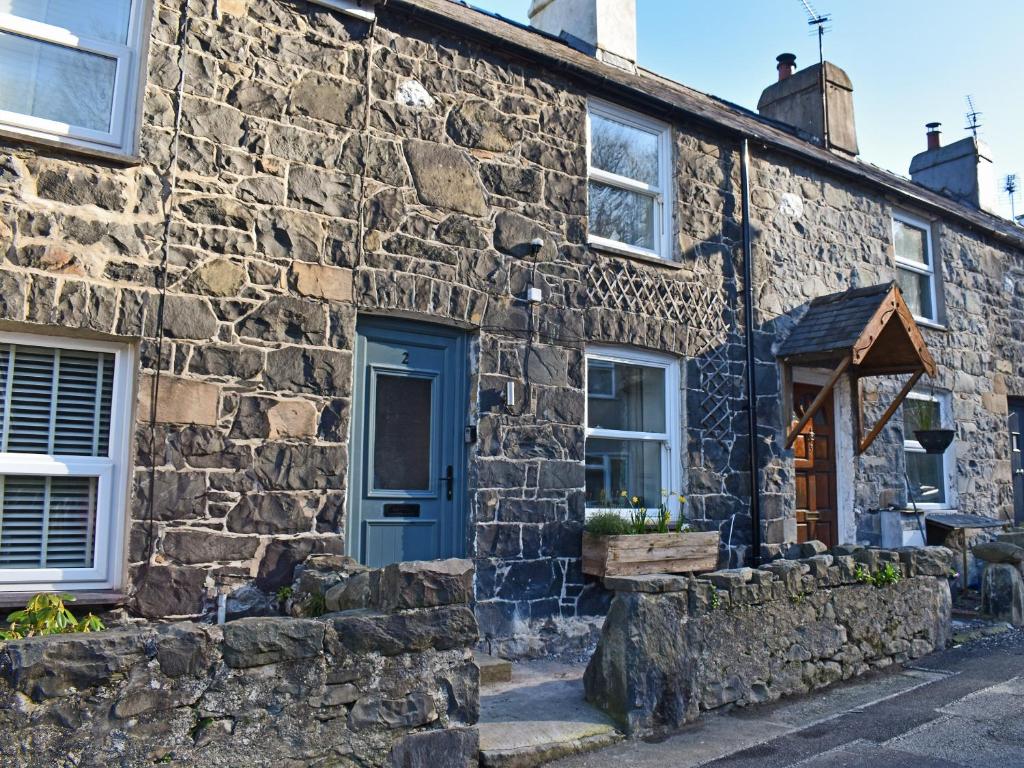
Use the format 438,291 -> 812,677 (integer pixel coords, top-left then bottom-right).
0,336 -> 128,592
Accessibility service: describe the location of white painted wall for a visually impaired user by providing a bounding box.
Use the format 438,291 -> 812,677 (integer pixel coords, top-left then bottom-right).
528,0 -> 637,65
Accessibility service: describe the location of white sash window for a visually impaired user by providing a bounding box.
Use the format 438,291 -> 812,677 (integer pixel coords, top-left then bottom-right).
0,1 -> 147,153
893,211 -> 939,323
587,99 -> 674,261
584,347 -> 682,517
0,333 -> 131,592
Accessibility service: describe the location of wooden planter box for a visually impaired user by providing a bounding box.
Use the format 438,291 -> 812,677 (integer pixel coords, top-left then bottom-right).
582,531 -> 720,578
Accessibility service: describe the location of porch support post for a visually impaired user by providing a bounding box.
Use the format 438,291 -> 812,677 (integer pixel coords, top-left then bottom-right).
784,355 -> 851,449
857,369 -> 924,454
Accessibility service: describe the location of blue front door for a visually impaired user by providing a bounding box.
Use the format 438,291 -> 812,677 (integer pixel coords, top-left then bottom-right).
349,318 -> 467,567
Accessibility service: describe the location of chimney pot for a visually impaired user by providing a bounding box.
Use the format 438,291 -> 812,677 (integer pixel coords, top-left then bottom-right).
926,122 -> 942,151
776,53 -> 797,81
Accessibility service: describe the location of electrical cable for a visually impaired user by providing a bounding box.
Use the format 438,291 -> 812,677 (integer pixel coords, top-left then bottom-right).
135,0 -> 191,596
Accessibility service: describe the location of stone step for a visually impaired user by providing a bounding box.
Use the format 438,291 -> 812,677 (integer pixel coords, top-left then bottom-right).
477,660 -> 622,768
475,652 -> 514,686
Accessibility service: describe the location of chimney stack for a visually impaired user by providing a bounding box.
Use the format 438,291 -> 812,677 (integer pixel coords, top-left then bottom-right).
757,53 -> 859,157
528,0 -> 637,71
910,130 -> 998,214
777,53 -> 796,81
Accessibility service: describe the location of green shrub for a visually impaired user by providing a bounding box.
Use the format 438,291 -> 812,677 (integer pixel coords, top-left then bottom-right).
0,593 -> 105,640
871,562 -> 902,588
585,512 -> 632,536
854,564 -> 871,584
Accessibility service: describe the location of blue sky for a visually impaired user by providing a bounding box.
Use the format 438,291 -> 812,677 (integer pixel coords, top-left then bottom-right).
474,0 -> 1024,220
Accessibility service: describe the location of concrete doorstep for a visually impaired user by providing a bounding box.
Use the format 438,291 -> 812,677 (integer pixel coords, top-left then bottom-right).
477,660 -> 622,768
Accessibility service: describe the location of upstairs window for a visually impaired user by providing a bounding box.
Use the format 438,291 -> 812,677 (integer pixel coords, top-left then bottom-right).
903,392 -> 955,509
0,334 -> 131,592
584,347 -> 680,516
587,100 -> 673,261
893,212 -> 938,322
0,1 -> 148,154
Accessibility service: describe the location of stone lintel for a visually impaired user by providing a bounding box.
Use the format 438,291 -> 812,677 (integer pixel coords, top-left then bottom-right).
291,262 -> 354,303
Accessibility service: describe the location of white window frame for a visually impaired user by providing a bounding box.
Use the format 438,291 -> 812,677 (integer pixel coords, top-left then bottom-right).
586,99 -> 674,262
584,345 -> 682,519
0,332 -> 133,593
0,2 -> 149,154
892,210 -> 939,324
308,0 -> 376,20
903,390 -> 957,511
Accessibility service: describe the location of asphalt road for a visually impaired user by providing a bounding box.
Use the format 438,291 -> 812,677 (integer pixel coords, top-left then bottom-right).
552,628 -> 1024,768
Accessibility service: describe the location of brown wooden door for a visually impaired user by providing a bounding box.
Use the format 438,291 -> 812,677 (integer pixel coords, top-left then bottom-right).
792,383 -> 838,548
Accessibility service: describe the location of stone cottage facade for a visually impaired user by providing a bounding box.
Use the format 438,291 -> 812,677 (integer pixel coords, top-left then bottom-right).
0,0 -> 1021,650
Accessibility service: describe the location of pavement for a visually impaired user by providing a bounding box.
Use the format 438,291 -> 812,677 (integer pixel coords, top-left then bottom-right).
478,659 -> 621,767
548,625 -> 1024,768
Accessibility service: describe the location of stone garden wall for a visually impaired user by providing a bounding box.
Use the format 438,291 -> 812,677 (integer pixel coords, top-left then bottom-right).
584,545 -> 954,737
0,559 -> 479,768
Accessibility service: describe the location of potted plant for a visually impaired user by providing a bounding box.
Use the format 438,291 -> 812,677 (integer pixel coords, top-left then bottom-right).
581,491 -> 720,578
908,396 -> 955,454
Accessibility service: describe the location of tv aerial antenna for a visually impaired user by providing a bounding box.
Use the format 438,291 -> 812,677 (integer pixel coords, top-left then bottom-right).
799,0 -> 833,149
965,95 -> 982,139
1004,174 -> 1018,220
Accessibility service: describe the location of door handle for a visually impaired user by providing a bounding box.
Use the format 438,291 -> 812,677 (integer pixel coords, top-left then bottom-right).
441,465 -> 453,500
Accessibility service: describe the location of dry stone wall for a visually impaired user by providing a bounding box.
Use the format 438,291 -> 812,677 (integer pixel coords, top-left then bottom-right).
0,559 -> 480,768
584,544 -> 954,737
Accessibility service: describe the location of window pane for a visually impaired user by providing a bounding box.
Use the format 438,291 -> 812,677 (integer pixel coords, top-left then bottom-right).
0,344 -> 115,457
0,474 -> 98,568
587,359 -> 666,433
904,397 -> 941,435
894,219 -> 929,266
372,374 -> 432,491
590,112 -> 660,185
897,267 -> 934,319
0,31 -> 117,132
589,181 -> 656,250
0,0 -> 133,44
906,451 -> 946,505
585,438 -> 661,508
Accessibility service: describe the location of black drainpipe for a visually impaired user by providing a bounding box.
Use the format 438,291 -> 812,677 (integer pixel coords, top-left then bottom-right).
740,138 -> 762,567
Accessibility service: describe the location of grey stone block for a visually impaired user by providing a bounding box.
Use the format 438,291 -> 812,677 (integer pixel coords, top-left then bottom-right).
221,617 -> 325,668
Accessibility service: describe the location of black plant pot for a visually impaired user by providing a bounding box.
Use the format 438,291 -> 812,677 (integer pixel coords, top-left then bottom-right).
914,429 -> 955,454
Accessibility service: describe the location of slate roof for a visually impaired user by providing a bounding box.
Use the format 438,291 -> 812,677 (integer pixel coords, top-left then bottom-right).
775,283 -> 895,360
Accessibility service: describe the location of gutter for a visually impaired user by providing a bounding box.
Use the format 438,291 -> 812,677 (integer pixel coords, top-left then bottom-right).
389,0 -> 1024,252
740,139 -> 762,566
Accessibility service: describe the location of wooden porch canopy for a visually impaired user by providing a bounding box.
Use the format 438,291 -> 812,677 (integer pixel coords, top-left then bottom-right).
776,282 -> 937,454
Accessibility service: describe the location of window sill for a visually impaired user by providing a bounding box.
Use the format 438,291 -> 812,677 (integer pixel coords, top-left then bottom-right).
308,0 -> 376,20
0,127 -> 141,167
588,239 -> 683,270
913,317 -> 948,332
0,590 -> 126,610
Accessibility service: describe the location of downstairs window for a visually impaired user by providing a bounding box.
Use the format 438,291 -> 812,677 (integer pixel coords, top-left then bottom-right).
0,333 -> 131,592
903,392 -> 955,509
584,347 -> 680,516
